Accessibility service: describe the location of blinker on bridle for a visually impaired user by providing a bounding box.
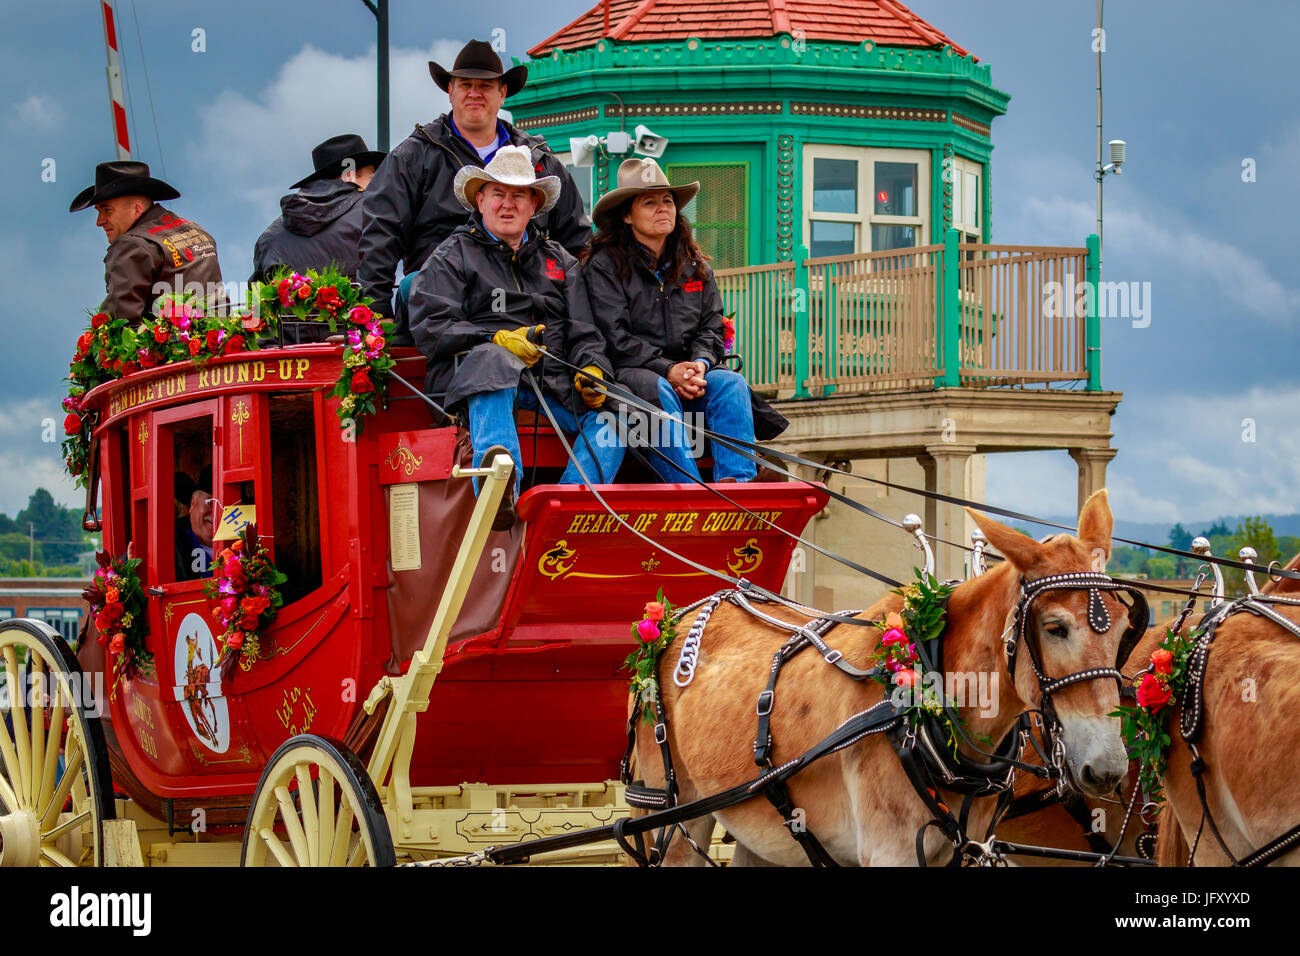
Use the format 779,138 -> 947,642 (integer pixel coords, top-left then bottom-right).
1005,571 -> 1150,696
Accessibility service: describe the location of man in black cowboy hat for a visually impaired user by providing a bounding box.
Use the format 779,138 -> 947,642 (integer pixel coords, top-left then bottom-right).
358,38 -> 591,341
71,161 -> 224,320
250,133 -> 386,284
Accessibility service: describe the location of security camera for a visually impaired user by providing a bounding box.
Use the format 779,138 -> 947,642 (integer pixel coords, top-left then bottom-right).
604,130 -> 632,154
633,124 -> 669,158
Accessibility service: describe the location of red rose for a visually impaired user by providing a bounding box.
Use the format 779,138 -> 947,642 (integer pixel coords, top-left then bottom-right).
205,328 -> 222,350
77,331 -> 94,353
103,601 -> 124,622
188,338 -> 202,356
97,350 -> 110,366
296,284 -> 312,301
277,278 -> 291,295
91,312 -> 109,328
642,601 -> 665,623
223,335 -> 245,355
1136,672 -> 1173,712
153,327 -> 170,344
138,351 -> 159,368
315,286 -> 342,311
64,413 -> 81,434
240,612 -> 259,630
122,362 -> 139,375
108,633 -> 124,654
348,305 -> 373,325
1150,648 -> 1173,676
227,632 -> 245,650
351,368 -> 374,393
241,312 -> 264,332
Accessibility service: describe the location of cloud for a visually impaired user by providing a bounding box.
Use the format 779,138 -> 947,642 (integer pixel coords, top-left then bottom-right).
1021,194 -> 1294,321
12,93 -> 62,131
0,395 -> 80,516
190,39 -> 464,219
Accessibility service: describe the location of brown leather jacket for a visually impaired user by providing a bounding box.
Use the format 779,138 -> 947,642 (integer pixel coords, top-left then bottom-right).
103,203 -> 223,319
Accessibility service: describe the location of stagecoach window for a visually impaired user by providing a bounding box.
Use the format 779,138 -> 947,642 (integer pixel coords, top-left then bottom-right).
168,417 -> 214,583
268,394 -> 321,604
115,426 -> 132,552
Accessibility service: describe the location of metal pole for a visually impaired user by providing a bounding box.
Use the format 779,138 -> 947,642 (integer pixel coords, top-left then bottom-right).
28,523 -> 34,563
1095,0 -> 1103,279
377,0 -> 389,151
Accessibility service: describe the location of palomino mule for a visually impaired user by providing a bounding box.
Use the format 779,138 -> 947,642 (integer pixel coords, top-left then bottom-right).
631,490 -> 1135,866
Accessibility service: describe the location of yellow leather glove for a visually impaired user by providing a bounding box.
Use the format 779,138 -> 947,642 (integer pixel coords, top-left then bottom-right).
574,365 -> 606,410
491,324 -> 545,367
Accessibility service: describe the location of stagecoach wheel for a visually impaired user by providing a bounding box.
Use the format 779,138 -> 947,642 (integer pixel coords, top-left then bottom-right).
0,620 -> 114,868
241,734 -> 394,868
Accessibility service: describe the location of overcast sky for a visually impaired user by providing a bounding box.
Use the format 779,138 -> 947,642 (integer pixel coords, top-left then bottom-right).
2,0 -> 1296,530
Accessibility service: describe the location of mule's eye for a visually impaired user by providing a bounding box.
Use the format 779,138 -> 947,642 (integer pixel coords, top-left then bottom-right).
1045,623 -> 1069,639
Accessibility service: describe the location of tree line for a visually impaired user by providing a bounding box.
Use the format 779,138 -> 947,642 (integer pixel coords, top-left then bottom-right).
0,489 -> 97,576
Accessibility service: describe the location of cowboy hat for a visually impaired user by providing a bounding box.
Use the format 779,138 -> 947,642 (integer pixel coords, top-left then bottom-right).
69,160 -> 179,212
591,158 -> 700,230
453,145 -> 561,214
429,39 -> 527,97
290,133 -> 387,189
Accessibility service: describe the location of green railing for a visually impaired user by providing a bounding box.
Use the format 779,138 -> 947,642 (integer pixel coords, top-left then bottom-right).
716,230 -> 1101,399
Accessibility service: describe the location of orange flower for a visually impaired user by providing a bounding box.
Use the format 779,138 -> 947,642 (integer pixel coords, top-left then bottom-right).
886,611 -> 905,630
105,587 -> 120,603
108,633 -> 124,654
642,601 -> 665,622
1150,648 -> 1174,676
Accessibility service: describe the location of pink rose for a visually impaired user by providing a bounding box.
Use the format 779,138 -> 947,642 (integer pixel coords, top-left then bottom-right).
893,668 -> 919,689
635,619 -> 660,644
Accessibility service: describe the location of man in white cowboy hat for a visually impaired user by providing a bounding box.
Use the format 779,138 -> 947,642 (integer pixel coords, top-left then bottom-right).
70,160 -> 224,320
358,38 -> 591,343
407,145 -> 620,529
250,133 -> 386,284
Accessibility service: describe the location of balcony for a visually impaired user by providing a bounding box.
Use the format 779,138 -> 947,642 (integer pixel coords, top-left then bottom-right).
716,229 -> 1102,398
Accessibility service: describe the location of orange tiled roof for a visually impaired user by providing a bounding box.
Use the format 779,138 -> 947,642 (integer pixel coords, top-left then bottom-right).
528,0 -> 972,59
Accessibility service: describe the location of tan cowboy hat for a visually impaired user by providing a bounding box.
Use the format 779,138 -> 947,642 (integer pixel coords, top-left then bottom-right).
591,158 -> 700,230
453,145 -> 561,214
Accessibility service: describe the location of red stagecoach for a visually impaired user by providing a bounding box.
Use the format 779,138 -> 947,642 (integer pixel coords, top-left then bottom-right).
0,340 -> 824,866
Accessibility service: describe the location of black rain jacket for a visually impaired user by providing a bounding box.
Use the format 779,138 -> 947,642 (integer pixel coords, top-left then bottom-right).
358,114 -> 592,320
407,213 -> 609,411
250,179 -> 366,283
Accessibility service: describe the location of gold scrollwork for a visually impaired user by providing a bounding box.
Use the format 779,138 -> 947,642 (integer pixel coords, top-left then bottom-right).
137,421 -> 149,445
539,540 -> 577,580
188,739 -> 251,766
383,441 -> 424,477
726,538 -> 764,576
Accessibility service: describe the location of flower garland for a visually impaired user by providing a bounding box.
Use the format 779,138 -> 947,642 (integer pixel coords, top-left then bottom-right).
1112,627 -> 1198,802
872,571 -> 989,754
79,551 -> 152,689
62,267 -> 398,486
721,313 -> 736,353
204,523 -> 287,671
624,591 -> 678,725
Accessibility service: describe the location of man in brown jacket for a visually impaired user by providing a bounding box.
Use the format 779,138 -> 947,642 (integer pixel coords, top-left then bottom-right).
70,161 -> 224,319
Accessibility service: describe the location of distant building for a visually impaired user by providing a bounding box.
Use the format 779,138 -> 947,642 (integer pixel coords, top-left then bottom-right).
0,577 -> 89,644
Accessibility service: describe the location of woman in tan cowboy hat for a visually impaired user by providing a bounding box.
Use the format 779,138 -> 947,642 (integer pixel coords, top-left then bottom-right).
581,158 -> 761,482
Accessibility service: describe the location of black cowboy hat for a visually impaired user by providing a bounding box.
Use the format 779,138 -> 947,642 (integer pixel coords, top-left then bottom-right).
429,39 -> 527,97
290,133 -> 387,190
69,160 -> 179,213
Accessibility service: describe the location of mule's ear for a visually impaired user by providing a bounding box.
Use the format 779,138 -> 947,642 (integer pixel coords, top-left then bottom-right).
1077,488 -> 1113,561
965,507 -> 1042,572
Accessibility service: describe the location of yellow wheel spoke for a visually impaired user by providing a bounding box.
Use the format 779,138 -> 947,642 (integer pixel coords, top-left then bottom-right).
3,648 -> 31,803
0,768 -> 18,811
43,809 -> 90,843
29,658 -> 44,807
40,740 -> 83,828
273,784 -> 310,865
0,717 -> 23,809
36,697 -> 64,814
317,767 -> 335,868
259,826 -> 297,868
295,766 -> 319,866
329,805 -> 355,867
41,845 -> 77,868
347,837 -> 368,867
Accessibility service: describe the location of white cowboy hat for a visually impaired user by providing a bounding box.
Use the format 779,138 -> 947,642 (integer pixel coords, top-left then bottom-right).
453,145 -> 561,214
591,158 -> 700,229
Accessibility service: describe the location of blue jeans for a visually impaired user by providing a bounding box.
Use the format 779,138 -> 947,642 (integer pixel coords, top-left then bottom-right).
466,386 -> 624,495
649,369 -> 756,482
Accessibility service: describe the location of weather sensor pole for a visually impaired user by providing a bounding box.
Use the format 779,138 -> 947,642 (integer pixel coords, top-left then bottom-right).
1094,0 -> 1125,280
100,1 -> 131,159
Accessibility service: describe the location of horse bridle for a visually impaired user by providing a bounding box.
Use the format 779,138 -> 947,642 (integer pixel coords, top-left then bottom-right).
1004,571 -> 1150,782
